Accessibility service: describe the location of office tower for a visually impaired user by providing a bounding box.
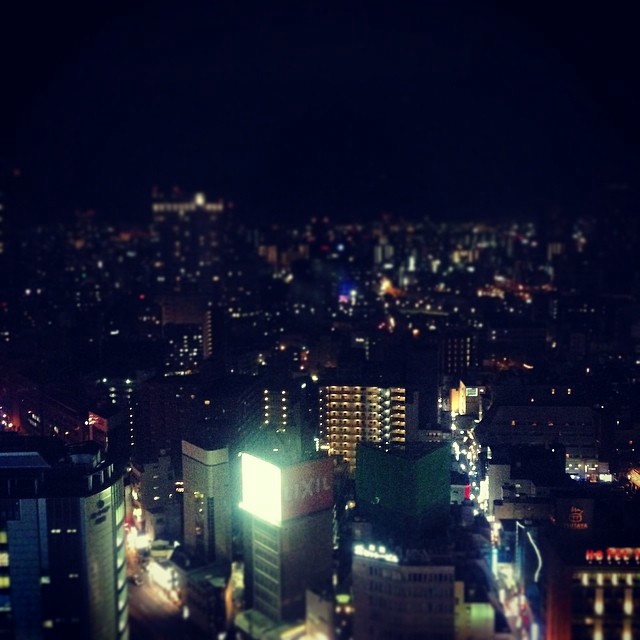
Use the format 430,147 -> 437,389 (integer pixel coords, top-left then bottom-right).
238,453 -> 333,625
243,374 -> 316,459
158,295 -> 213,375
319,385 -> 408,472
163,324 -> 205,376
438,330 -> 479,379
355,441 -> 450,540
0,436 -> 128,640
352,544 -> 455,640
181,440 -> 232,565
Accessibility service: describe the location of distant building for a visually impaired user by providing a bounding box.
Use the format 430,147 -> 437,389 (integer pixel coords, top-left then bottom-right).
439,330 -> 479,379
0,436 -> 128,640
478,405 -> 599,477
158,295 -> 213,375
151,190 -> 226,294
486,444 -> 568,518
450,379 -> 487,419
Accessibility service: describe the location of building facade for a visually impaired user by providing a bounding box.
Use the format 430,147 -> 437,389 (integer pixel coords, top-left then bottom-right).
355,441 -> 451,539
239,454 -> 334,625
319,385 -> 407,472
181,440 -> 232,565
0,437 -> 128,640
352,544 -> 455,640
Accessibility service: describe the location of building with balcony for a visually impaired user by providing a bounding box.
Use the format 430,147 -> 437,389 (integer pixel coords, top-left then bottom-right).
319,385 -> 409,472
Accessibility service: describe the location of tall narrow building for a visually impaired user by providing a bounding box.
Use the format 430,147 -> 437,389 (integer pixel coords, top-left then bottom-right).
0,436 -> 128,640
237,453 -> 334,628
181,440 -> 232,565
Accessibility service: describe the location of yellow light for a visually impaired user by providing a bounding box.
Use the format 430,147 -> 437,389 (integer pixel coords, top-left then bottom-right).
624,589 -> 633,615
594,588 -> 604,615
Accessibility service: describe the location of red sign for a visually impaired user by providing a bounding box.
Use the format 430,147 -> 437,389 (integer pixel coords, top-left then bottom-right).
281,458 -> 333,521
586,548 -> 640,564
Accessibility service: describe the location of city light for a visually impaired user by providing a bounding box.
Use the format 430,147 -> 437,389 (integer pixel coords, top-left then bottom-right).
239,453 -> 282,525
354,543 -> 399,564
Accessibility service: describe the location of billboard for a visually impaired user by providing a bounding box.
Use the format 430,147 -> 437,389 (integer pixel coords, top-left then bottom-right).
239,454 -> 282,525
240,454 -> 333,525
281,457 -> 333,521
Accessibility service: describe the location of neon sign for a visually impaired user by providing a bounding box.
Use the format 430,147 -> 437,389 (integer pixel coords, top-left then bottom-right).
585,548 -> 640,564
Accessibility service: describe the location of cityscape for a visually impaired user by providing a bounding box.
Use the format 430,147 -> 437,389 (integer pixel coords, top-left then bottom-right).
1,3 -> 640,640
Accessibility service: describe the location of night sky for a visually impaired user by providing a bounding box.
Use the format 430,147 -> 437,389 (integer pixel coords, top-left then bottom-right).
2,1 -> 640,225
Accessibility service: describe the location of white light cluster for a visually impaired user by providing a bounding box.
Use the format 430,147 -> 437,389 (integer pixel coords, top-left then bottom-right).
239,453 -> 282,525
354,543 -> 399,564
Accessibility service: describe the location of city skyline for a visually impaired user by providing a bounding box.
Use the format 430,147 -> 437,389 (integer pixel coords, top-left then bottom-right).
2,4 -> 640,639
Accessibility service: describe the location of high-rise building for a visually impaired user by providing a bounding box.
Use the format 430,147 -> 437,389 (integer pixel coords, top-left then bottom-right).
158,295 -> 213,375
438,330 -> 479,379
237,453 -> 333,627
0,436 -> 128,640
151,190 -> 226,294
181,440 -> 232,565
319,385 -> 408,472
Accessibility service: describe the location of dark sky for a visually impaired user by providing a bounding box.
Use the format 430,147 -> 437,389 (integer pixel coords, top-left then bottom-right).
2,1 -> 640,225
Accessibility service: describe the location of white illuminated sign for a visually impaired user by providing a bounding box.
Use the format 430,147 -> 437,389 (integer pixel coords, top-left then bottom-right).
354,543 -> 399,564
239,453 -> 282,525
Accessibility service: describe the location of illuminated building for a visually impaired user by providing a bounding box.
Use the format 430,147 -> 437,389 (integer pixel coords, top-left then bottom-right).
129,451 -> 180,541
164,324 -> 205,376
355,441 -> 450,539
182,440 -> 232,565
352,543 -> 455,640
543,541 -> 640,640
439,330 -> 479,378
237,453 -> 333,628
449,379 -> 487,419
151,189 -> 227,294
239,374 -> 317,460
319,385 -> 408,472
158,295 -> 213,374
0,436 -> 128,639
524,487 -> 640,640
